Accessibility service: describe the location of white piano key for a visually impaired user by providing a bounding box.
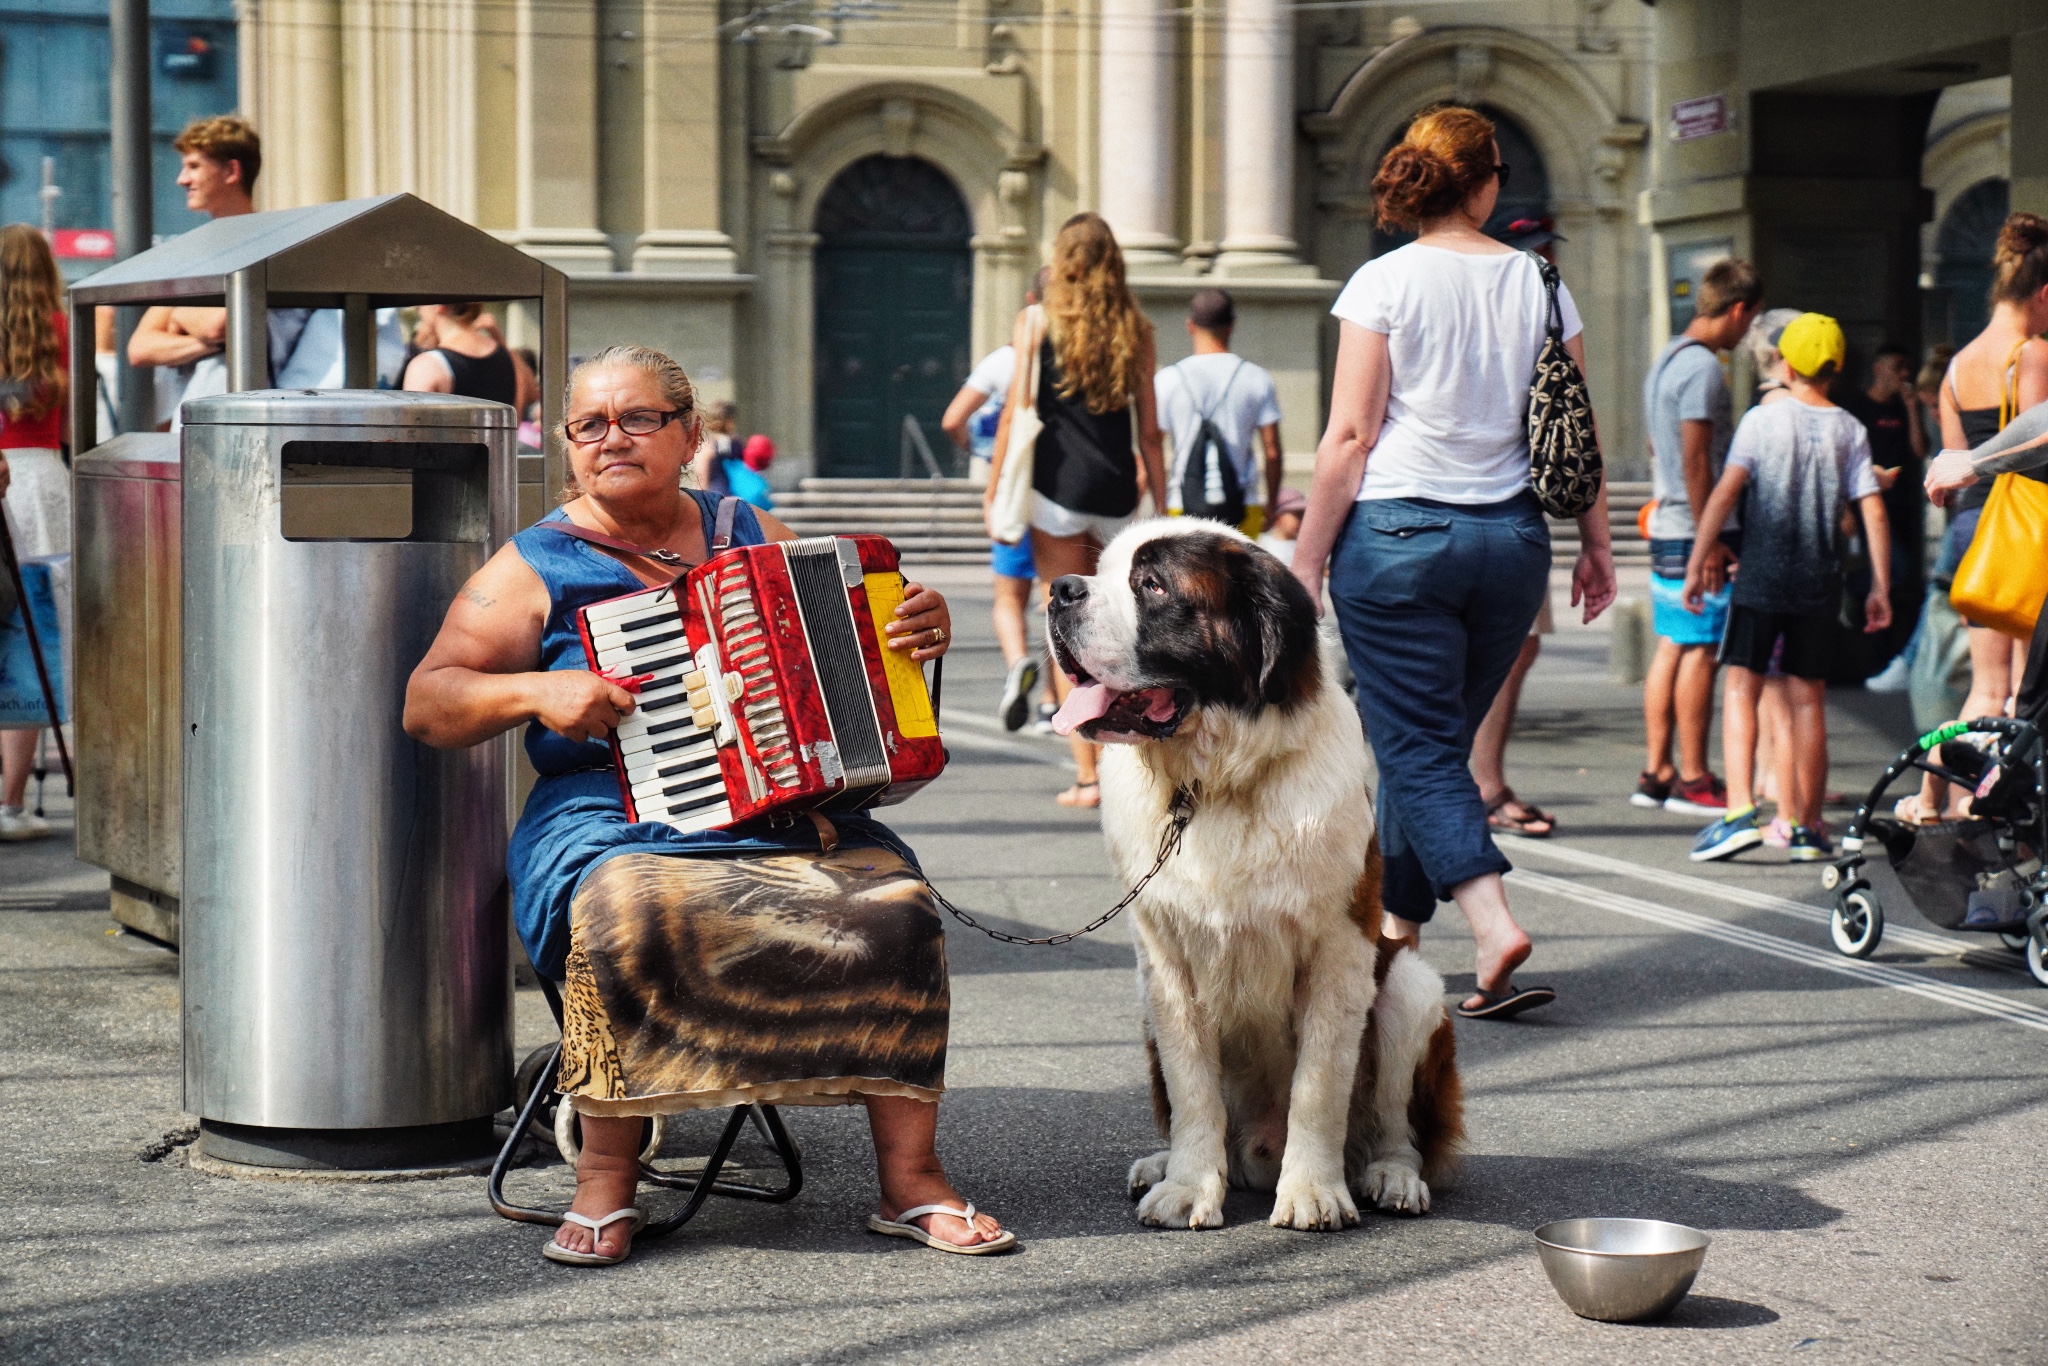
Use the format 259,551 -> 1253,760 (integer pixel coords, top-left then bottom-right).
582,593 -> 674,627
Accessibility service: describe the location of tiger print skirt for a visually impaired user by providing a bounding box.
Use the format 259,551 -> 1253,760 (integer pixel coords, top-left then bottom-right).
557,846 -> 949,1117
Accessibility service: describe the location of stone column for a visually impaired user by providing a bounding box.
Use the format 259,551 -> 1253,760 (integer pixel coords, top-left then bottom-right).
2012,27 -> 2048,219
241,0 -> 344,209
634,0 -> 736,274
761,172 -> 819,480
510,0 -> 612,270
1213,0 -> 1307,275
1097,0 -> 1180,268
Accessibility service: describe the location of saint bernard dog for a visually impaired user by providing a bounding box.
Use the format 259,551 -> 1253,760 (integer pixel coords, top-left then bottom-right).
1046,518 -> 1462,1230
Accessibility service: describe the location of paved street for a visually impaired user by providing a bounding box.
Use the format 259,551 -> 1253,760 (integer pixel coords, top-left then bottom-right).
5,564 -> 2048,1364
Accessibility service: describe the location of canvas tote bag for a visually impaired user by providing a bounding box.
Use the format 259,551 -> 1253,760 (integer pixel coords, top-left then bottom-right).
987,304 -> 1045,545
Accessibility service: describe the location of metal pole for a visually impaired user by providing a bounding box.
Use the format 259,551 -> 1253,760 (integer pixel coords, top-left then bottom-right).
109,0 -> 154,438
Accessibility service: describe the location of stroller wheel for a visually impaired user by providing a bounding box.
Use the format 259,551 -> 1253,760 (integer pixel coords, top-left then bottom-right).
2028,935 -> 2048,989
1831,888 -> 1884,959
1999,930 -> 2030,954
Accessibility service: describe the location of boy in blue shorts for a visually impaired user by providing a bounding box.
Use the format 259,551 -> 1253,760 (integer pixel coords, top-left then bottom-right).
1684,313 -> 1891,862
1638,258 -> 1763,816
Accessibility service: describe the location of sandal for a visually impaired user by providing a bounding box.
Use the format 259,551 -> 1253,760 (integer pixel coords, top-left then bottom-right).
542,1206 -> 646,1267
867,1201 -> 1018,1256
1456,985 -> 1556,1021
1893,795 -> 1943,826
1056,781 -> 1101,809
1485,787 -> 1555,838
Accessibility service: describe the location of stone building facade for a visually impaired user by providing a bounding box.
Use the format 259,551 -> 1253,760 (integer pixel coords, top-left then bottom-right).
238,0 -> 1659,485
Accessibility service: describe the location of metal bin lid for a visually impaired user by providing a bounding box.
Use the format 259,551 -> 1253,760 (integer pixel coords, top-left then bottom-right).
182,389 -> 517,430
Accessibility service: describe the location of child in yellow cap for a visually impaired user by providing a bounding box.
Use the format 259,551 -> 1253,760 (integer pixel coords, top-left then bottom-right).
1680,312 -> 1894,862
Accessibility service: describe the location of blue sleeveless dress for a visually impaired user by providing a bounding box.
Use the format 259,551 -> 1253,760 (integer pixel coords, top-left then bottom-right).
507,492 -> 910,979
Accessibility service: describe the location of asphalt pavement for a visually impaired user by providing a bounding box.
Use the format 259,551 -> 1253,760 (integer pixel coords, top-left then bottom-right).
4,563 -> 2047,1364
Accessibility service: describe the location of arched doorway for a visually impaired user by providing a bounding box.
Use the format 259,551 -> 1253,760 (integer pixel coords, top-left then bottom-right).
1932,177 -> 2008,347
813,155 -> 973,478
1369,106 -> 1551,256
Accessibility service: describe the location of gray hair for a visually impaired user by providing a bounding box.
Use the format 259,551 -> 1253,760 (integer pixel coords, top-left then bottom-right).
560,344 -> 700,501
1746,307 -> 1802,370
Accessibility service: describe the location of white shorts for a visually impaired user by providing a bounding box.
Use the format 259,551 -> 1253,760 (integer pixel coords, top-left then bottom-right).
1030,492 -> 1131,544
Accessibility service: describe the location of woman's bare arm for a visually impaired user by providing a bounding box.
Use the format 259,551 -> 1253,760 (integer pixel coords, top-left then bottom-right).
1289,322 -> 1390,611
403,541 -> 637,749
983,306 -> 1042,520
1133,329 -> 1167,511
1562,333 -> 1616,623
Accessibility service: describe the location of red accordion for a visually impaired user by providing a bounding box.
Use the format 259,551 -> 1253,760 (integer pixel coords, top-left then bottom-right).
575,534 -> 945,833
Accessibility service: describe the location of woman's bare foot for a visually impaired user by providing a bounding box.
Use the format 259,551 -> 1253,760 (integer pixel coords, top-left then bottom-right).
1056,781 -> 1100,808
553,1117 -> 644,1259
1464,918 -> 1533,1015
865,1093 -> 1007,1248
877,1178 -> 1009,1248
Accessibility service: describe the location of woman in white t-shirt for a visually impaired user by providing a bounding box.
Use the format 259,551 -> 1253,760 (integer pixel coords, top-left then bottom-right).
1291,105 -> 1616,1022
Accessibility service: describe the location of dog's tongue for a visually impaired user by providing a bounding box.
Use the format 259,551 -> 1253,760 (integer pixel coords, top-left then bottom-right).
1142,689 -> 1179,722
1052,682 -> 1115,736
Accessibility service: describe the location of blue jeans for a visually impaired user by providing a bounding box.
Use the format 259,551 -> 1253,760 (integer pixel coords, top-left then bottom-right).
1328,493 -> 1551,923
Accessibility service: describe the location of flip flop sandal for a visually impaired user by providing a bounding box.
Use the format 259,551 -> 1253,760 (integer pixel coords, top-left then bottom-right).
542,1206 -> 646,1266
1456,985 -> 1556,1021
867,1201 -> 1018,1256
1485,788 -> 1555,838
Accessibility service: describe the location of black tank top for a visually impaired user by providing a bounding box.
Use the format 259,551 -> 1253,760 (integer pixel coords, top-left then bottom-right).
1032,337 -> 1137,518
432,344 -> 518,408
1956,406 -> 2000,514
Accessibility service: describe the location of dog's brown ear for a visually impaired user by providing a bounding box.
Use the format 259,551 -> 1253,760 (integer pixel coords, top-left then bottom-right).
1236,544 -> 1320,707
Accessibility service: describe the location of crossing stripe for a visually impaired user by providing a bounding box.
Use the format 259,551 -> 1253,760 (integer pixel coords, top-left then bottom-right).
1499,833 -> 1995,963
1507,868 -> 2048,1035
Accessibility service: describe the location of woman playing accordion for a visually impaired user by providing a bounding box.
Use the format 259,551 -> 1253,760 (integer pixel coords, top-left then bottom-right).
404,345 -> 1010,1264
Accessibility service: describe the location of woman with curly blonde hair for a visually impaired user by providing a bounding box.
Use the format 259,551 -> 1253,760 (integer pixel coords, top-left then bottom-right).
0,222 -> 70,840
985,212 -> 1167,806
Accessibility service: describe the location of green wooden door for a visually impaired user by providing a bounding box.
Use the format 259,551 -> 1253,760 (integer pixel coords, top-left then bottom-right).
814,156 -> 973,479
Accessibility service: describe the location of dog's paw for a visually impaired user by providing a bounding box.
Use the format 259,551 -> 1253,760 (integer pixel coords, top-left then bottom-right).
1361,1158 -> 1431,1215
1270,1176 -> 1360,1231
1136,1176 -> 1226,1229
1128,1150 -> 1170,1201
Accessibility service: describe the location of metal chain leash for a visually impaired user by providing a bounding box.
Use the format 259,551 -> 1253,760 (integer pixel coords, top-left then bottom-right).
923,785 -> 1197,946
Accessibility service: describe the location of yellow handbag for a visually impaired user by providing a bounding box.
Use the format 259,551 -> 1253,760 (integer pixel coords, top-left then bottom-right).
1950,341 -> 2048,639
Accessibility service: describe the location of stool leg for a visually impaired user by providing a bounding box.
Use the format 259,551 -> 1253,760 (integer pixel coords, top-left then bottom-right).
489,1042 -> 566,1227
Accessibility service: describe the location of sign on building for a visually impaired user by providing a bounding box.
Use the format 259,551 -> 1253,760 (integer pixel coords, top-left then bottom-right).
1670,94 -> 1732,142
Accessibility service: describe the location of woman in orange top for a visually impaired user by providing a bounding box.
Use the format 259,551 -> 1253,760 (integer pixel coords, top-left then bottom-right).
0,223 -> 70,840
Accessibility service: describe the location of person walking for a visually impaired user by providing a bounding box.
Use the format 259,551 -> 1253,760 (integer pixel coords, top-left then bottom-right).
1900,213 -> 2048,824
1844,343 -> 1929,669
0,224 -> 71,840
1634,258 -> 1764,817
402,303 -> 519,406
1684,313 -> 1891,862
1288,104 -> 1617,1021
987,214 -> 1168,805
1153,288 -> 1282,534
944,270 -> 1052,731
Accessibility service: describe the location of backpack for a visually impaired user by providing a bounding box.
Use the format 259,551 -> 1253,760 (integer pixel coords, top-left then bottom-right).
1173,358 -> 1249,527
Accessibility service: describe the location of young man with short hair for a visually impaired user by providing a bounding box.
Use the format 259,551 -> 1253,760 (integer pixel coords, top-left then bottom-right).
127,117 -> 260,377
1684,313 -> 1892,862
1636,257 -> 1764,816
1153,288 -> 1283,534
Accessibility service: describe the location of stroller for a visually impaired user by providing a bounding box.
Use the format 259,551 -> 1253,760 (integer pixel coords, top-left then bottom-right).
1823,716 -> 2048,986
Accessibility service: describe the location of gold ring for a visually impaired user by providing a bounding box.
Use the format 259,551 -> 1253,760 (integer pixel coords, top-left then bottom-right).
930,626 -> 947,644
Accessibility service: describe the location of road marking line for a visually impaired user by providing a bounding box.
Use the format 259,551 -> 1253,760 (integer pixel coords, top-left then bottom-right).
1500,834 -> 1985,962
1507,869 -> 2048,1035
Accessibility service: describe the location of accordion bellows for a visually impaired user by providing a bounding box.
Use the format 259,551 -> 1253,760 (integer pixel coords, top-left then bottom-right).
576,535 -> 946,832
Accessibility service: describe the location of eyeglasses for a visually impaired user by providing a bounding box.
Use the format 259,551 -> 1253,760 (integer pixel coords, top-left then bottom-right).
562,408 -> 690,445
1493,163 -> 1512,189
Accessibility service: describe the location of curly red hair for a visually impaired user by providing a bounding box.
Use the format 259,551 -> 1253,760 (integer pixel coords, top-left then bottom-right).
1370,105 -> 1497,233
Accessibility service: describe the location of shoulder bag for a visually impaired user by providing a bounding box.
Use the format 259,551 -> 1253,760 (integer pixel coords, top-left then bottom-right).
987,305 -> 1044,546
1524,252 -> 1604,519
1951,341 -> 2048,639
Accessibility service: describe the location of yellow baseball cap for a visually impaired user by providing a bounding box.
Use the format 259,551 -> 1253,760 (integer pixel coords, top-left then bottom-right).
1778,312 -> 1846,378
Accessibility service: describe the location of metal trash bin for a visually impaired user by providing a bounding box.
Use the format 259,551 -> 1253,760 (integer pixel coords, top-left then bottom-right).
180,390 -> 516,1171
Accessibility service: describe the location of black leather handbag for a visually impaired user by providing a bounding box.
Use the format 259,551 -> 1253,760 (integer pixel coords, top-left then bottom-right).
1524,252 -> 1604,519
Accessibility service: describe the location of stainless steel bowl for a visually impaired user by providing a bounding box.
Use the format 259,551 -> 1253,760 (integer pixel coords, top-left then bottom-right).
1534,1218 -> 1711,1323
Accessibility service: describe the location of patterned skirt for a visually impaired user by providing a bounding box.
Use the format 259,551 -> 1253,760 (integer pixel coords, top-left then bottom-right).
558,846 -> 949,1117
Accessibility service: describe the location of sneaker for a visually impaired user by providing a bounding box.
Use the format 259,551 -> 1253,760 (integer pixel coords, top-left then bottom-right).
1763,816 -> 1795,849
1664,772 -> 1729,817
1030,701 -> 1057,736
998,655 -> 1040,732
1787,825 -> 1833,862
1631,771 -> 1673,809
1691,805 -> 1764,862
0,806 -> 50,841
1865,654 -> 1911,693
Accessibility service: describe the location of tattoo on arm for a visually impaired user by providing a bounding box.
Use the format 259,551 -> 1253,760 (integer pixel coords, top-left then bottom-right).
461,585 -> 497,610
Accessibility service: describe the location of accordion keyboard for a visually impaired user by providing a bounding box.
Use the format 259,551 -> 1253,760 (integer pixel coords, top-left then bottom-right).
582,590 -> 733,833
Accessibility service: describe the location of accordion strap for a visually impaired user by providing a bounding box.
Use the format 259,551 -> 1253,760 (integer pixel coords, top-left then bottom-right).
542,497 -> 745,578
